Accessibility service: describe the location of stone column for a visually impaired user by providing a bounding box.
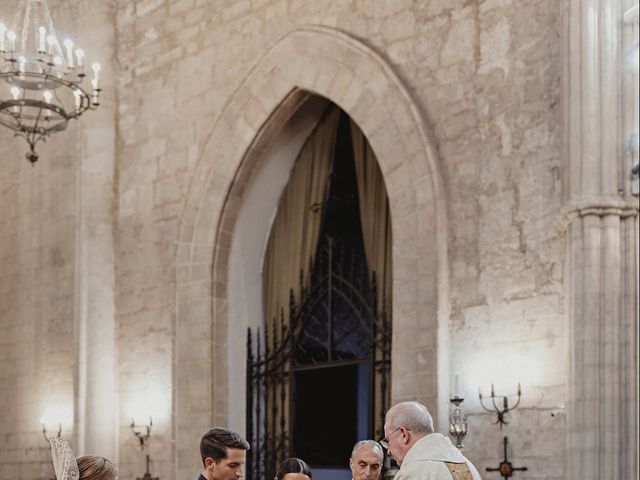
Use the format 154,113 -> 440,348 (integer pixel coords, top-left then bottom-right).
562,1 -> 638,478
72,0 -> 118,460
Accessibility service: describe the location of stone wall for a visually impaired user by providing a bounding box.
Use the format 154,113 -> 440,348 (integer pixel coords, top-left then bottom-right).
0,0 -> 117,477
0,125 -> 79,480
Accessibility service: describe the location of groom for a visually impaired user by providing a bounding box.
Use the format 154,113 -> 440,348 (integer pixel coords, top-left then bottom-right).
198,427 -> 250,480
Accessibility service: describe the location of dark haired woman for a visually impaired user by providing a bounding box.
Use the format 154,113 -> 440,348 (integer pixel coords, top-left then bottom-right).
274,457 -> 312,480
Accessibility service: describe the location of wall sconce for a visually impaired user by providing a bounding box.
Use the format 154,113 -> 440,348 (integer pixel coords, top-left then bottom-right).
479,383 -> 522,428
40,419 -> 62,442
40,404 -> 72,443
130,416 -> 152,449
449,396 -> 468,449
130,417 -> 159,480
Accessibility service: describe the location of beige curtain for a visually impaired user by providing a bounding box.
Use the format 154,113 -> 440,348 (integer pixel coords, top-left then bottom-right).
350,119 -> 392,316
263,107 -> 340,331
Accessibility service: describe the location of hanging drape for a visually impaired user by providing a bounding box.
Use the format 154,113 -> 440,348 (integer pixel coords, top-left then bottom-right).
350,119 -> 393,317
262,107 -> 340,332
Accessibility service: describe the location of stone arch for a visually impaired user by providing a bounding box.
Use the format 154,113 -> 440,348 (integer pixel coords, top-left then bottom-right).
173,25 -> 449,477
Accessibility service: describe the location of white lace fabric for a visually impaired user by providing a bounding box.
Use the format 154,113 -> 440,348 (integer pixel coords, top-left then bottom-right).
49,437 -> 80,480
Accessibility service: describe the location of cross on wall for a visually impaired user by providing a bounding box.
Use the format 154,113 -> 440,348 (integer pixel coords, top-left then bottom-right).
485,437 -> 528,479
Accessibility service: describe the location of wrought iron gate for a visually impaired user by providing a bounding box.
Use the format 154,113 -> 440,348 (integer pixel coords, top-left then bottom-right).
246,239 -> 391,480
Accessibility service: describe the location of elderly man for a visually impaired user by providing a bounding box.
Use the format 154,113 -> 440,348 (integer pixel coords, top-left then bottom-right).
349,440 -> 384,480
382,401 -> 482,480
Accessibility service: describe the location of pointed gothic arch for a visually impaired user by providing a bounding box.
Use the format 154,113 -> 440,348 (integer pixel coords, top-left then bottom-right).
173,25 -> 450,478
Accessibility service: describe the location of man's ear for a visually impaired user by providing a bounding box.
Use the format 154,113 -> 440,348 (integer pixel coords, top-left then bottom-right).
401,427 -> 411,445
205,457 -> 216,468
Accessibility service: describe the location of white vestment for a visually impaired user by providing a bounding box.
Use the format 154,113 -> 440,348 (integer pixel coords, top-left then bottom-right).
394,433 -> 482,480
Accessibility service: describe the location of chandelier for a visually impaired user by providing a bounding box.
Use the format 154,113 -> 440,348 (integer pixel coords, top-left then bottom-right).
0,0 -> 101,164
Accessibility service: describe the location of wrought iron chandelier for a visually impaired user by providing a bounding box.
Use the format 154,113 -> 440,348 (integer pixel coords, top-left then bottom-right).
0,0 -> 101,163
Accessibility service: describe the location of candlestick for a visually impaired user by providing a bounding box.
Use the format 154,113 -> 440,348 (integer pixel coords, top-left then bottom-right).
478,383 -> 523,428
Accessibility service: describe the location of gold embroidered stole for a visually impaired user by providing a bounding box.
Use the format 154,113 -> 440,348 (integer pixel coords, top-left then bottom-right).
444,461 -> 473,480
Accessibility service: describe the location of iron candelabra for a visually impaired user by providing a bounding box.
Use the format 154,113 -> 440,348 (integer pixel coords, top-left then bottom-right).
479,383 -> 522,428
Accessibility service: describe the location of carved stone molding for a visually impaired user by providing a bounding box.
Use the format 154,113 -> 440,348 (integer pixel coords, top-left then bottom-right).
555,197 -> 639,232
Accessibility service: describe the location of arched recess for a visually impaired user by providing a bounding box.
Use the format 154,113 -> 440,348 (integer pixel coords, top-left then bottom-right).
173,25 -> 449,477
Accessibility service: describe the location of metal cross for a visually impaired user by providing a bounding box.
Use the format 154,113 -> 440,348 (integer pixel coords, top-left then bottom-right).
486,436 -> 528,479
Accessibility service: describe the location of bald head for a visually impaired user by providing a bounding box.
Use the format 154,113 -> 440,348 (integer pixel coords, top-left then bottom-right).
382,401 -> 434,465
385,401 -> 434,435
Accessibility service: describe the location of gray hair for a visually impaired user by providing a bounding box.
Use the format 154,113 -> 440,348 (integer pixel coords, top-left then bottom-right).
385,401 -> 434,434
351,440 -> 384,460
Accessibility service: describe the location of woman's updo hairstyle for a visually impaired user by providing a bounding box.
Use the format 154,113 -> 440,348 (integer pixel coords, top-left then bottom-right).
76,456 -> 118,480
274,457 -> 312,479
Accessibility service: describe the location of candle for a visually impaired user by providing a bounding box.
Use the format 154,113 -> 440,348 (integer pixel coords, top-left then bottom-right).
91,62 -> 101,87
63,39 -> 74,68
478,386 -> 482,398
11,86 -> 20,113
53,55 -> 63,77
38,26 -> 46,53
491,383 -> 495,397
43,90 -> 53,118
91,62 -> 102,92
75,49 -> 84,68
73,89 -> 82,111
18,56 -> 26,74
517,382 -> 521,395
47,35 -> 56,56
453,374 -> 459,398
0,23 -> 6,52
7,30 -> 16,52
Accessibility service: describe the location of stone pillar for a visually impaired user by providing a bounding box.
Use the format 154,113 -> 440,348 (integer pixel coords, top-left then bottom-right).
562,1 -> 638,478
72,0 -> 118,460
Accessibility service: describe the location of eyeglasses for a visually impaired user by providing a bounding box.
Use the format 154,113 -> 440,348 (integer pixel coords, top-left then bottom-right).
379,427 -> 406,450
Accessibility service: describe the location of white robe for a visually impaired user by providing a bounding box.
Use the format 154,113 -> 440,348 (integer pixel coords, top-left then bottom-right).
394,433 -> 482,480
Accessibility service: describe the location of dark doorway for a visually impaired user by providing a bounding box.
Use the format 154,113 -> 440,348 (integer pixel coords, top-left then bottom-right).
292,365 -> 359,466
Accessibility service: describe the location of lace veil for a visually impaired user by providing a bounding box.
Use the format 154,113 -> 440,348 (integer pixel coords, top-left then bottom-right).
49,437 -> 80,480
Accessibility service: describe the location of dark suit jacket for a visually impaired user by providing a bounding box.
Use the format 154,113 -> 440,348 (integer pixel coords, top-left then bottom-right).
197,474 -> 207,480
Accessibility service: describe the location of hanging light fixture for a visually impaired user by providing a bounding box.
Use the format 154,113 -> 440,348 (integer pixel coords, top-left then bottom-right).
0,0 -> 102,164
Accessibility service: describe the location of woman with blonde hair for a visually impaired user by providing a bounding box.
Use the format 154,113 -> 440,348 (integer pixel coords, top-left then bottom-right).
50,438 -> 118,480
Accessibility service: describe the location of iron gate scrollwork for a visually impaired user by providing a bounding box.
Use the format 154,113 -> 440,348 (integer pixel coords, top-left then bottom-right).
246,239 -> 391,480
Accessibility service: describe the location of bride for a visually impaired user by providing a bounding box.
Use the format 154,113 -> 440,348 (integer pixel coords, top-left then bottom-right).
50,437 -> 118,480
